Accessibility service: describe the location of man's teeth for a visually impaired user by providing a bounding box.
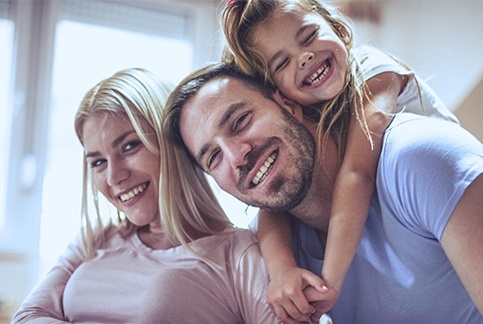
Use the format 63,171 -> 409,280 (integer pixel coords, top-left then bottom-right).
252,152 -> 277,186
306,62 -> 329,86
120,184 -> 147,202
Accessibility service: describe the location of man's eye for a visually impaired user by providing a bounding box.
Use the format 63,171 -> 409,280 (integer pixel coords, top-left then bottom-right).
234,112 -> 250,131
207,150 -> 220,170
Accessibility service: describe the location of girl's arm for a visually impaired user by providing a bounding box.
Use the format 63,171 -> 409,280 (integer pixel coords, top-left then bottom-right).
322,72 -> 406,299
257,210 -> 326,324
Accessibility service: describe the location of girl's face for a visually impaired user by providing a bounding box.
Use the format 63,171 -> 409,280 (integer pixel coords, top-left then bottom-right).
251,7 -> 348,106
82,112 -> 161,228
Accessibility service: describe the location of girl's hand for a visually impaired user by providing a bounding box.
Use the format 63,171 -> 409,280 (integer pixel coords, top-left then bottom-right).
304,284 -> 340,323
267,266 -> 327,323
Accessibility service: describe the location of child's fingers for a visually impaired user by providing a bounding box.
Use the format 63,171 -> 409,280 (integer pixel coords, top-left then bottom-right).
273,300 -> 314,324
301,271 -> 328,293
268,290 -> 314,322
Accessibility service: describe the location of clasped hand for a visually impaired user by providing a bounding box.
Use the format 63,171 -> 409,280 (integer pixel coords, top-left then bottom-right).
267,266 -> 339,324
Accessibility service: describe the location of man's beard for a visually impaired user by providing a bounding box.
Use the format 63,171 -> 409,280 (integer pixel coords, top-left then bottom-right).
237,107 -> 315,212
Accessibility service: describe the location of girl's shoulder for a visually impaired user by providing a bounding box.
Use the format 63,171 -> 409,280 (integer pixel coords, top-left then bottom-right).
353,45 -> 412,81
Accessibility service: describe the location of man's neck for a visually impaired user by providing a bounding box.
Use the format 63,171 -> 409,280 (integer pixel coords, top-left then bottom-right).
289,121 -> 340,236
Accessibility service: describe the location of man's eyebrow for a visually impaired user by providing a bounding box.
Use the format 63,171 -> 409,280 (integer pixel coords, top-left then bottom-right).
195,101 -> 247,166
218,101 -> 247,128
85,130 -> 135,159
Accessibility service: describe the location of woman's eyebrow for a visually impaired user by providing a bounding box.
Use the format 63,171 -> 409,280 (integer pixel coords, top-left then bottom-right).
85,130 -> 136,159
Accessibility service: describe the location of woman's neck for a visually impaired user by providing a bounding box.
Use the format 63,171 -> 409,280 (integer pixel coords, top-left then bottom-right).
137,225 -> 176,250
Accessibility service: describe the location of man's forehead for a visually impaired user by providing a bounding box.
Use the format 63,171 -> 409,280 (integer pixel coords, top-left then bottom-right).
182,76 -> 253,119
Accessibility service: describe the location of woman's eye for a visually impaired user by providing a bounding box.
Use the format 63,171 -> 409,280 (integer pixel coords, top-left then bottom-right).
123,140 -> 141,152
90,159 -> 105,168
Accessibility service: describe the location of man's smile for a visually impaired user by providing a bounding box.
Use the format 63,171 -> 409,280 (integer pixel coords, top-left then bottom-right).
251,151 -> 278,186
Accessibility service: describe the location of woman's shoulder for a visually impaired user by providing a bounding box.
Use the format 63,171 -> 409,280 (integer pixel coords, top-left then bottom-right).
193,228 -> 260,261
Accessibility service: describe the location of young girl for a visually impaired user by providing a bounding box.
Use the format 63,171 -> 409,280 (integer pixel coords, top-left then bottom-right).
222,0 -> 459,321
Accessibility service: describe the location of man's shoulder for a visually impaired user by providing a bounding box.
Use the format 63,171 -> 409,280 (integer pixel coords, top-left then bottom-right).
385,112 -> 459,142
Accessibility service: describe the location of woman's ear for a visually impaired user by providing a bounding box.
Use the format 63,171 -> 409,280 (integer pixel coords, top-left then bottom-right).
273,90 -> 304,121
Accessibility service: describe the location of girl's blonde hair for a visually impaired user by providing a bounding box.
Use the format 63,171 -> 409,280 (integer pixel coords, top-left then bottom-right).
222,0 -> 370,162
75,68 -> 232,259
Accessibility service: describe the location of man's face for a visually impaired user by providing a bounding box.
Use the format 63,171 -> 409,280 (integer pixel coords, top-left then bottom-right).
179,76 -> 315,212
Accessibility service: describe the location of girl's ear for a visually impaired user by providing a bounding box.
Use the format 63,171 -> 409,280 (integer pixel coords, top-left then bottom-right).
273,90 -> 304,121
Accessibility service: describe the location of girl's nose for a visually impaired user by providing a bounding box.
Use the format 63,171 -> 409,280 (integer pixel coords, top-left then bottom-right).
299,52 -> 314,69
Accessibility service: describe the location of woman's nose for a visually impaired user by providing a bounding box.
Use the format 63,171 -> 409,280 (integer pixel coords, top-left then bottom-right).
299,52 -> 314,69
107,159 -> 130,187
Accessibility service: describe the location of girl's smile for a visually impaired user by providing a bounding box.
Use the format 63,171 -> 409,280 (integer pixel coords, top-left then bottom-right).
251,8 -> 348,105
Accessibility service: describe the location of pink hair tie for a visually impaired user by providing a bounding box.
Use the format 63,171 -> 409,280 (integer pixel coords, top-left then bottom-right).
227,0 -> 234,3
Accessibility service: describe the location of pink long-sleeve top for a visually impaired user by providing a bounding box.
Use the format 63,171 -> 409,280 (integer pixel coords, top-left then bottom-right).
12,226 -> 278,323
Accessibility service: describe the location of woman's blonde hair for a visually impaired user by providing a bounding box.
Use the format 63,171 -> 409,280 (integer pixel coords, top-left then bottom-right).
75,68 -> 232,259
222,0 -> 370,162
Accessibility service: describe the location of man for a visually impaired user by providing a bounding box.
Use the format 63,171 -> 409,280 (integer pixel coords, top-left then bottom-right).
163,62 -> 483,323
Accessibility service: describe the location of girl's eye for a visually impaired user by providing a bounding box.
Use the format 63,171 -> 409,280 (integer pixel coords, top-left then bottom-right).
303,28 -> 318,45
274,58 -> 289,73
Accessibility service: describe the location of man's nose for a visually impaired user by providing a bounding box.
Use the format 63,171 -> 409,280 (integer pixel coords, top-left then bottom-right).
107,159 -> 130,187
219,138 -> 251,170
299,52 -> 314,69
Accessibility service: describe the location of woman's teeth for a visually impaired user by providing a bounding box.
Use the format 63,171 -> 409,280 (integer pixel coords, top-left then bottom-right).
252,152 -> 277,186
120,184 -> 147,202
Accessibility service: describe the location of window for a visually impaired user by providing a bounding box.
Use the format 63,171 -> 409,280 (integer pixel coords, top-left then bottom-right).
0,0 -> 14,238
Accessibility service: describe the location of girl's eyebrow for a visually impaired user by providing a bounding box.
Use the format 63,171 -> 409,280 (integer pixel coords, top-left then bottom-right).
85,130 -> 136,159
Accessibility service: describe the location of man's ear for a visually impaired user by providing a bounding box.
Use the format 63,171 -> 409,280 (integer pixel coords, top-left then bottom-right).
273,90 -> 304,121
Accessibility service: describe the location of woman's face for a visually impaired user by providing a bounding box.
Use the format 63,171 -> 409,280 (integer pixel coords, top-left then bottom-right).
82,112 -> 161,227
251,7 -> 348,106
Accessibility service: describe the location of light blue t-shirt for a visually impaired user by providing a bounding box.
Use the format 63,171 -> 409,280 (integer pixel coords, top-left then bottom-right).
292,114 -> 483,323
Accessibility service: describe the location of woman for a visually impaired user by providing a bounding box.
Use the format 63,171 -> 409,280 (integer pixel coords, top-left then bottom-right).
12,68 -> 279,323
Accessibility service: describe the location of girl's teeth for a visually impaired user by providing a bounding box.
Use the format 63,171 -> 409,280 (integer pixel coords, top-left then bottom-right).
306,61 -> 330,85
